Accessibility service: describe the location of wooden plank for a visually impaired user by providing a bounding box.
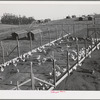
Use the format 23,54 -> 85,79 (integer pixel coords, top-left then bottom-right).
62,24 -> 64,37
40,33 -> 42,47
76,38 -> 79,64
1,41 -> 5,63
30,62 -> 35,90
84,39 -> 87,57
34,77 -> 54,87
90,35 -> 93,48
87,24 -> 89,37
29,32 -> 32,51
73,24 -> 75,37
52,51 -> 56,87
53,59 -> 56,87
95,32 -> 98,48
16,37 -> 20,57
56,25 -> 58,40
66,48 -> 69,76
47,28 -> 51,44
16,81 -> 20,90
12,76 -> 54,90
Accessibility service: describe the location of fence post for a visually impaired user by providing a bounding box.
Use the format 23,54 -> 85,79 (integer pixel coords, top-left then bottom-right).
40,33 -> 42,47
16,37 -> 20,57
16,81 -> 20,90
7,44 -> 10,56
56,25 -> 58,40
62,24 -> 64,38
73,24 -> 75,37
30,62 -> 35,90
1,41 -> 5,63
95,32 -> 98,49
87,24 -> 89,38
84,39 -> 87,57
29,33 -> 32,51
53,58 -> 56,87
67,25 -> 69,34
48,28 -> 51,45
90,35 -> 93,48
76,38 -> 79,64
66,48 -> 69,76
52,51 -> 56,87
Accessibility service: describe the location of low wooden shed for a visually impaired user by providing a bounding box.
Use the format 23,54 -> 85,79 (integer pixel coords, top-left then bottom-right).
27,29 -> 42,40
11,30 -> 28,39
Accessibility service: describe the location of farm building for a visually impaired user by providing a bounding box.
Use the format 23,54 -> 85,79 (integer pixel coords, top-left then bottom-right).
66,16 -> 71,19
78,17 -> 83,21
72,15 -> 76,18
94,14 -> 100,18
27,29 -> 42,40
88,16 -> 93,21
37,20 -> 44,23
11,30 -> 28,39
44,18 -> 51,23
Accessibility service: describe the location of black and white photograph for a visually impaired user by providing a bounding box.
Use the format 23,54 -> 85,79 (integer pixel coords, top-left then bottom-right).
0,1 -> 100,99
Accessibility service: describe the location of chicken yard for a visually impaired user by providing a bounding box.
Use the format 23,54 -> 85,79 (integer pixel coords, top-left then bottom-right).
0,20 -> 100,90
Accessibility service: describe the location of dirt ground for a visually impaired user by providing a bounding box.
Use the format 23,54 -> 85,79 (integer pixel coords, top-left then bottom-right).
55,47 -> 100,90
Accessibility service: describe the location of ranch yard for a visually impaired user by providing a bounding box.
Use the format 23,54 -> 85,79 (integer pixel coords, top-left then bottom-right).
0,18 -> 100,90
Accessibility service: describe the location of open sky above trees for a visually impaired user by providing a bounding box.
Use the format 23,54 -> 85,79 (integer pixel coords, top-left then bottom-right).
0,1 -> 100,20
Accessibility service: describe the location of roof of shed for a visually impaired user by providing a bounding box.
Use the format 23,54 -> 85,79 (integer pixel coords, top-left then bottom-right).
30,29 -> 42,34
13,30 -> 28,35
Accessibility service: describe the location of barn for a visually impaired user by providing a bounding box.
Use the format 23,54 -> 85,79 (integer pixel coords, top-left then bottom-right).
88,16 -> 93,21
11,30 -> 28,39
66,16 -> 71,19
78,17 -> 83,21
27,29 -> 42,40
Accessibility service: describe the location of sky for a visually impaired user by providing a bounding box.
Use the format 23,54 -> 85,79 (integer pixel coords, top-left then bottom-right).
0,1 -> 100,20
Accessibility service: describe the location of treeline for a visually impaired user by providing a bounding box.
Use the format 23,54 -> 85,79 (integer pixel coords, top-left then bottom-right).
1,13 -> 35,25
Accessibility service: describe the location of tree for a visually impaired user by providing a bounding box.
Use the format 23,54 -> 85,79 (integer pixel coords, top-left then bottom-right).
1,13 -> 35,25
